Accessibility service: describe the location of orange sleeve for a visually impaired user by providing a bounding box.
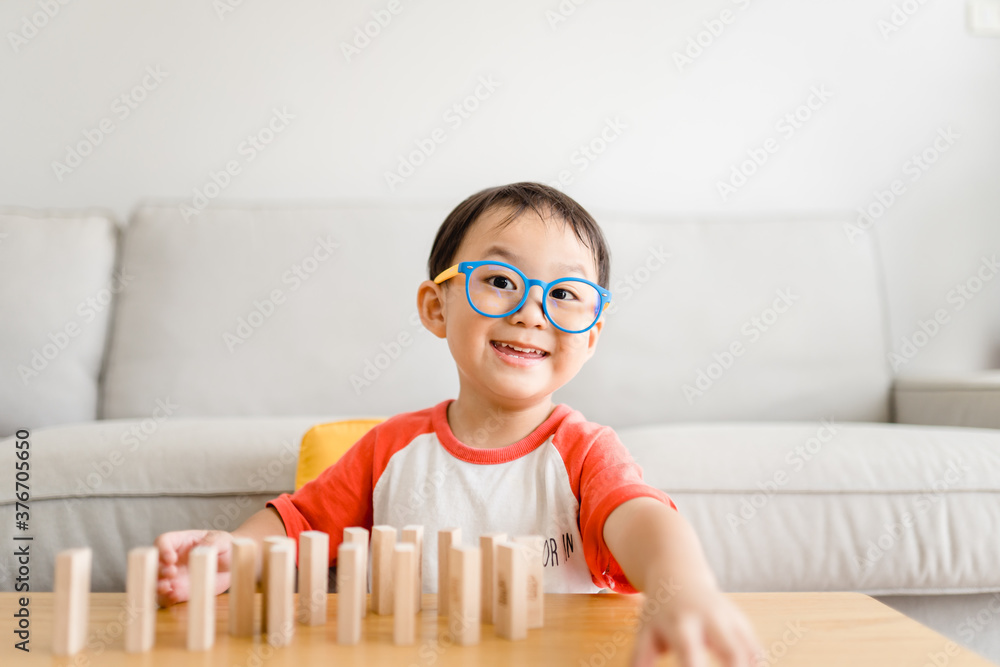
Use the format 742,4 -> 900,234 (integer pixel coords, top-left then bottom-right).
267,425 -> 377,568
571,424 -> 677,594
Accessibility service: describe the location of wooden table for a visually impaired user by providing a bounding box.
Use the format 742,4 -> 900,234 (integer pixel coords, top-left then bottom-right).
1,591 -> 993,666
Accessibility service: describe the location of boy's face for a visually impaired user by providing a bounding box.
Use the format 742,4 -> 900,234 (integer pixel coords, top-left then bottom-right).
418,206 -> 604,409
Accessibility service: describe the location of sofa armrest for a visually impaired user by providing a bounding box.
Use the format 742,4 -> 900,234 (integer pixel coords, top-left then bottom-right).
893,371 -> 1000,429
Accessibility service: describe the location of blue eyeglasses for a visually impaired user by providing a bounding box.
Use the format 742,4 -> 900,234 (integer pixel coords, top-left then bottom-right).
433,260 -> 611,334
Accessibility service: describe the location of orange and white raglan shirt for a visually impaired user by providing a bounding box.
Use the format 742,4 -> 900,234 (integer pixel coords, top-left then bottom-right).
267,399 -> 677,594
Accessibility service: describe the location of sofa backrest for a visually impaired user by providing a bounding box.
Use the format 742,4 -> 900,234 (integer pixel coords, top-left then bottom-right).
0,207 -> 120,437
560,213 -> 892,426
100,204 -> 452,423
98,204 -> 892,428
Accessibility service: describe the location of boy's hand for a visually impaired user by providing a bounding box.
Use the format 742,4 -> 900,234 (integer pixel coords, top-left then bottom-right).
154,530 -> 234,607
630,582 -> 763,667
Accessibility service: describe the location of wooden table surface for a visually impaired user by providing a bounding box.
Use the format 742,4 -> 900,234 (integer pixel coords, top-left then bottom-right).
1,591 -> 993,666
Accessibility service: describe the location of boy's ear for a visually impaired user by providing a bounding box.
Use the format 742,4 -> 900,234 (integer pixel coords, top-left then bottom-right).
417,280 -> 448,339
583,315 -> 604,361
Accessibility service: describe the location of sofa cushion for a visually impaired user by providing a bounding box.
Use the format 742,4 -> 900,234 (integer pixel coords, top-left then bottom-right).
0,417 -> 325,592
0,208 -> 119,437
622,421 -> 1000,595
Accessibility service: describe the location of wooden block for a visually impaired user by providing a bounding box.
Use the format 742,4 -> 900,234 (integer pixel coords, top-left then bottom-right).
266,542 -> 295,647
393,544 -> 416,645
298,531 -> 328,626
228,538 -> 257,637
437,527 -> 461,616
370,525 -> 396,615
52,547 -> 91,656
479,533 -> 506,624
495,542 -> 527,640
336,542 -> 363,645
343,527 -> 369,618
124,546 -> 157,652
514,535 -> 545,629
343,527 -> 369,619
261,536 -> 295,633
401,525 -> 423,612
449,545 -> 481,645
187,545 -> 216,651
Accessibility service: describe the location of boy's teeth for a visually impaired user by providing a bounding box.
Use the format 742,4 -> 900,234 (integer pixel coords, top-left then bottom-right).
498,342 -> 545,355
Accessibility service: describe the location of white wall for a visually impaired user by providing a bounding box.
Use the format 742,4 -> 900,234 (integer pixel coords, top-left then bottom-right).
1,0 -> 998,373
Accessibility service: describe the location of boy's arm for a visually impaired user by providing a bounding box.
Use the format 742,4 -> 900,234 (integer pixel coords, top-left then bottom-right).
230,506 -> 288,579
603,496 -> 716,593
603,497 -> 763,667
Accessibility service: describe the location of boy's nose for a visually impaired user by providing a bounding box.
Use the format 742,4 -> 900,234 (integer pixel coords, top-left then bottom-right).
511,285 -> 547,328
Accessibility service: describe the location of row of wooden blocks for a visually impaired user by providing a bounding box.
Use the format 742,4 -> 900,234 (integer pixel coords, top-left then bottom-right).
51,526 -> 545,655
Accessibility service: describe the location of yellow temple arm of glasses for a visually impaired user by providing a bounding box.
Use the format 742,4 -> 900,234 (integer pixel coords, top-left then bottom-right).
433,264 -> 460,284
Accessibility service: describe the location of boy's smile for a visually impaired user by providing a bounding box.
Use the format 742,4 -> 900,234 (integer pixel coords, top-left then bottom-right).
490,340 -> 548,366
418,205 -> 605,420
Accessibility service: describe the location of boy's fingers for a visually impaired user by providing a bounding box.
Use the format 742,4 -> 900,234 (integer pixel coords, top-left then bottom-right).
155,579 -> 173,608
673,615 -> 709,667
733,616 -> 763,666
628,619 -> 660,667
198,532 -> 235,571
704,620 -> 746,667
214,572 -> 232,596
154,532 -> 179,565
169,575 -> 190,602
156,575 -> 190,608
198,530 -> 222,546
723,605 -> 762,665
156,530 -> 210,565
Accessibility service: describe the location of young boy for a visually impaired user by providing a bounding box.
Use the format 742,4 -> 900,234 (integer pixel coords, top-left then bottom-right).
156,182 -> 762,665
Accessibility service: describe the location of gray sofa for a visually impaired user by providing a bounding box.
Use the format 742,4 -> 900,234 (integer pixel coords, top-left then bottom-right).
2,203 -> 998,663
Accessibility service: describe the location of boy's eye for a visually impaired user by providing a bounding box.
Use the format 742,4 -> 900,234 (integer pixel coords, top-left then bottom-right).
487,275 -> 517,290
549,287 -> 578,301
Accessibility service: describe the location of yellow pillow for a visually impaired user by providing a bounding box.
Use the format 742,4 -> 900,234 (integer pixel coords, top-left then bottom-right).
294,418 -> 386,490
